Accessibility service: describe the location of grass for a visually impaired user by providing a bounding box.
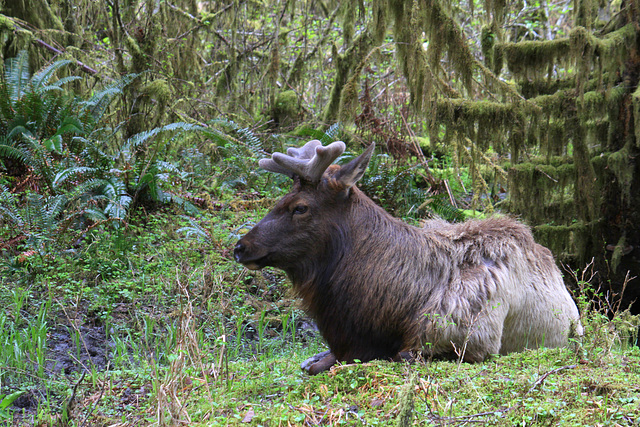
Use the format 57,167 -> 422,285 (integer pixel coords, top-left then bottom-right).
0,195 -> 639,426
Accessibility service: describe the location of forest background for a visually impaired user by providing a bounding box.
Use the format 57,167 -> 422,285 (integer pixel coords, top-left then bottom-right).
1,0 -> 640,425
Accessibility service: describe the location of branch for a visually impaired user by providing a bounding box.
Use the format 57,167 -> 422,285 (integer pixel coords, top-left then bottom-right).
527,365 -> 577,394
33,39 -> 98,75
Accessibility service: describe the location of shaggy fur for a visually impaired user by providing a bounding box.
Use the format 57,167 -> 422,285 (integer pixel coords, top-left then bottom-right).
234,147 -> 582,374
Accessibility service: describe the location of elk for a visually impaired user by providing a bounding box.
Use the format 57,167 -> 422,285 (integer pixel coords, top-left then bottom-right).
234,140 -> 582,375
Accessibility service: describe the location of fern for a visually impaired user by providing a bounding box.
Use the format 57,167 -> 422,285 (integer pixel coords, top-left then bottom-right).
206,118 -> 266,157
30,59 -> 74,92
101,178 -> 131,220
177,216 -> 211,242
121,122 -> 204,158
0,143 -> 30,165
4,50 -> 30,101
79,73 -> 141,122
0,189 -> 80,254
321,122 -> 341,144
53,167 -> 99,188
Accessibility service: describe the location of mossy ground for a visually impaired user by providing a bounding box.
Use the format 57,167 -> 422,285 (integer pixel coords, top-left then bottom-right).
1,200 -> 639,426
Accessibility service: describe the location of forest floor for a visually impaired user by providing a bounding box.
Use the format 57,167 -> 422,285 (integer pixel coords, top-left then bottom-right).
1,202 -> 640,426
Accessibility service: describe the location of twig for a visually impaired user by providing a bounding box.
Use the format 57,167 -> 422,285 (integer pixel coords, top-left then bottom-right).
80,368 -> 109,427
527,365 -> 577,394
61,371 -> 86,425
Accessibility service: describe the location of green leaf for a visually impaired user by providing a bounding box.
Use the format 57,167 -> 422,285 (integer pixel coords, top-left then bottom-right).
0,390 -> 24,412
44,135 -> 63,153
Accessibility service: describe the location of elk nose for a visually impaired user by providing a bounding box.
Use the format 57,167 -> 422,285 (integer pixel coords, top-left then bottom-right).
234,242 -> 246,262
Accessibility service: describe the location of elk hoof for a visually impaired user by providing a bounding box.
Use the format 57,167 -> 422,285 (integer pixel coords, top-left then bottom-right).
301,350 -> 336,375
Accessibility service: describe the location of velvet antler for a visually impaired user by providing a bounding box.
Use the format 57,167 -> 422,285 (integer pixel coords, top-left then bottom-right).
259,140 -> 346,182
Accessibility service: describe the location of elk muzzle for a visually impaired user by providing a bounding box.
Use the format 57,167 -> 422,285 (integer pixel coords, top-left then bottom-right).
234,238 -> 266,270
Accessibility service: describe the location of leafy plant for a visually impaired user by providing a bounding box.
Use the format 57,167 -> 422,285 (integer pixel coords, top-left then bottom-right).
0,390 -> 24,420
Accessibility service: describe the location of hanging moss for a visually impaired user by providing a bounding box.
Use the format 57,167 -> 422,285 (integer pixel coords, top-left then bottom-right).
341,1 -> 355,46
546,120 -> 565,156
595,23 -> 636,69
607,142 -> 633,202
435,99 -> 517,126
580,90 -> 606,115
571,124 -> 601,222
372,0 -> 390,45
632,84 -> 640,148
610,234 -> 629,274
499,38 -> 571,79
418,0 -> 474,94
481,25 -> 496,70
322,29 -> 376,123
507,158 -> 578,224
390,0 -> 431,111
141,79 -> 171,128
533,221 -> 592,264
606,85 -> 628,149
499,22 -> 635,85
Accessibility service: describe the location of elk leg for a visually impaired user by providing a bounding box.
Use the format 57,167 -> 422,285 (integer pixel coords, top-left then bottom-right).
394,351 -> 415,363
301,350 -> 336,375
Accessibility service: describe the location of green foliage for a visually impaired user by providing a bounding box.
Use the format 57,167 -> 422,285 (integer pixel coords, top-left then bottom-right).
0,52 -> 213,258
358,151 -> 464,221
0,391 -> 24,420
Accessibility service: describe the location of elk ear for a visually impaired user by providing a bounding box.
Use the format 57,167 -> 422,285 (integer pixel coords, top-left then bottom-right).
334,143 -> 375,189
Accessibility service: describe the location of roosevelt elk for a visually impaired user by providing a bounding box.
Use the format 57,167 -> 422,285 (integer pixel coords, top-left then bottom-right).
234,140 -> 582,375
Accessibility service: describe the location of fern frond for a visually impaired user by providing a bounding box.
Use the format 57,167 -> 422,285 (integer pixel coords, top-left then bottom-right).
31,59 -> 74,91
322,122 -> 341,144
154,160 -> 181,174
165,193 -> 199,215
4,50 -> 31,101
0,187 -> 24,227
80,73 -> 141,122
84,208 -> 108,221
44,194 -> 69,221
46,75 -> 83,89
0,143 -> 30,165
69,178 -> 106,200
101,178 -> 131,219
7,122 -> 33,140
53,167 -> 98,188
123,122 -> 204,152
177,217 -> 211,241
205,118 -> 266,156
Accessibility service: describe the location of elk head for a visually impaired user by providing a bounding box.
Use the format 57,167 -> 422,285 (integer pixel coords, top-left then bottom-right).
233,140 -> 375,274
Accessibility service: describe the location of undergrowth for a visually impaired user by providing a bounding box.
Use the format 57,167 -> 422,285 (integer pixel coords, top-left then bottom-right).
1,194 -> 639,426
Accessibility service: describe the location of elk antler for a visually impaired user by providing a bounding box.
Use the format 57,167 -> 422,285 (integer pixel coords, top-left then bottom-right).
259,140 -> 346,182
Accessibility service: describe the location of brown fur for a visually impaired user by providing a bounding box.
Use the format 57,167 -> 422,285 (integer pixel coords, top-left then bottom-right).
234,148 -> 582,374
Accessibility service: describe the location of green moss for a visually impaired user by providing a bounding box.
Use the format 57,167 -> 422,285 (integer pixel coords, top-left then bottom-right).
481,25 -> 496,70
499,38 -> 571,78
141,79 -> 171,104
632,85 -> 640,148
533,221 -> 593,263
610,234 -> 627,274
607,142 -> 633,202
508,157 -> 579,225
0,14 -> 14,31
436,99 -> 516,125
595,23 -> 636,70
271,90 -> 301,129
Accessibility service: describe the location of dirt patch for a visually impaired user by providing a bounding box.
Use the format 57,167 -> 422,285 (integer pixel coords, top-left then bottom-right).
45,324 -> 111,374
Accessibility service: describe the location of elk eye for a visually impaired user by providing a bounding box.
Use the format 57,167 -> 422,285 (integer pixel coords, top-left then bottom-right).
293,205 -> 308,215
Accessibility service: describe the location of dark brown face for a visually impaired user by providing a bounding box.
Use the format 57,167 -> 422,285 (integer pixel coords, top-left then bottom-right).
234,143 -> 374,272
233,179 -> 345,271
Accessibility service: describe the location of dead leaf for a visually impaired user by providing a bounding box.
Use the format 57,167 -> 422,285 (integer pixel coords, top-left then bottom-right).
242,408 -> 255,423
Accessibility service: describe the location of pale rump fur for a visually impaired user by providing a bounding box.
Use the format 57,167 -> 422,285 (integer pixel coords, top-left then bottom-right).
234,142 -> 582,373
